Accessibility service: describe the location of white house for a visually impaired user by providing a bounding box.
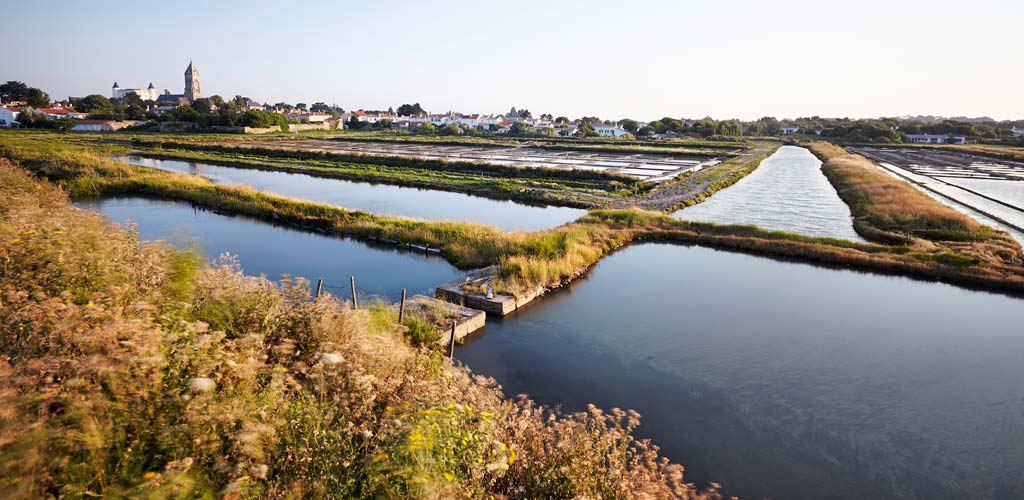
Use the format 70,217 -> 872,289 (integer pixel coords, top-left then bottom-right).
428,113 -> 453,125
904,134 -> 966,145
352,111 -> 397,123
71,119 -> 140,132
284,111 -> 330,123
479,114 -> 504,127
1011,126 -> 1024,137
593,124 -> 628,137
781,126 -> 800,135
112,82 -> 158,101
35,108 -> 87,120
553,125 -> 578,137
0,106 -> 20,127
455,113 -> 481,127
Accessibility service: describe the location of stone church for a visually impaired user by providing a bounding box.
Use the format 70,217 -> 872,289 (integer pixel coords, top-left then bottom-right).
155,61 -> 203,105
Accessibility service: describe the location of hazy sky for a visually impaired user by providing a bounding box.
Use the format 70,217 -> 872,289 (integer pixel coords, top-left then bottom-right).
5,0 -> 1021,121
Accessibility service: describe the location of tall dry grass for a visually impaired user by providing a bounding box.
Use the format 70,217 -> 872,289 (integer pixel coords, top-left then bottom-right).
0,158 -> 724,498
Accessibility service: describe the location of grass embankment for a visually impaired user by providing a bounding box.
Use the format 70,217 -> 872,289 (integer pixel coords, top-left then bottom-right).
808,142 -> 1022,266
0,159 -> 719,499
4,133 -> 1024,297
125,136 -> 647,207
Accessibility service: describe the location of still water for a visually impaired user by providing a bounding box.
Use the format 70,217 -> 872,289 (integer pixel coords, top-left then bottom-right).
111,155 -> 587,232
675,146 -> 864,242
76,197 -> 461,299
77,198 -> 1024,500
458,244 -> 1024,500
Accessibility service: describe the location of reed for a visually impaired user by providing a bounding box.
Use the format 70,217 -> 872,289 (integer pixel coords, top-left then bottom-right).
4,133 -> 1024,298
0,159 -> 721,499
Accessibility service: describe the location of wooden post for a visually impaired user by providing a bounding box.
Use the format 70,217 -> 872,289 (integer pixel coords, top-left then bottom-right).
350,276 -> 358,310
398,288 -> 406,323
315,277 -> 323,299
449,320 -> 457,363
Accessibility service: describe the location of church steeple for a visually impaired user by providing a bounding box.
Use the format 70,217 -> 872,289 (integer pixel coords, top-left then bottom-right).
184,61 -> 201,102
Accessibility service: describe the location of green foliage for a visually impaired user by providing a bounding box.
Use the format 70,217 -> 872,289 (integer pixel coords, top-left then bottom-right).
1,80 -> 49,106
79,94 -> 116,117
402,317 -> 442,346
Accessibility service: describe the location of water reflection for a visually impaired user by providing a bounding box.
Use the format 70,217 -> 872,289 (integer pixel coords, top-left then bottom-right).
458,244 -> 1024,500
675,146 -> 864,242
112,155 -> 587,232
76,197 -> 461,299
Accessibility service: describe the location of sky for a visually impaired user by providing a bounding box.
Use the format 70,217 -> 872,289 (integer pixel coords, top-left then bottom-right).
4,0 -> 1021,121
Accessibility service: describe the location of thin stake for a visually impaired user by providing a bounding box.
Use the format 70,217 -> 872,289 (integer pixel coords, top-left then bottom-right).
315,277 -> 323,299
449,320 -> 457,363
350,276 -> 358,310
398,288 -> 407,323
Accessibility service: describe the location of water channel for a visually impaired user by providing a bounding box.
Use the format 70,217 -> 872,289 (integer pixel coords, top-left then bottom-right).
675,146 -> 865,242
79,196 -> 1024,500
111,155 -> 587,232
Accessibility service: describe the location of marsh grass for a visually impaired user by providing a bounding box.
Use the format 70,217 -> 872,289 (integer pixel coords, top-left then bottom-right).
5,133 -> 1024,298
0,158 -> 725,499
807,141 -> 1022,264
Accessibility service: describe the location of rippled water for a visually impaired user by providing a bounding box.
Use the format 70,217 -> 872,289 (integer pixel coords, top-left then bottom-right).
111,155 -> 587,232
675,146 -> 864,241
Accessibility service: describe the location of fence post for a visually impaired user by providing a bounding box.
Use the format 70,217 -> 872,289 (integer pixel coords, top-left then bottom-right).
350,276 -> 358,310
315,277 -> 323,299
398,288 -> 406,323
449,320 -> 457,363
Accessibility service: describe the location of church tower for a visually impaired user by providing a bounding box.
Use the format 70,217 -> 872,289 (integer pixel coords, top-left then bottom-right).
184,61 -> 201,102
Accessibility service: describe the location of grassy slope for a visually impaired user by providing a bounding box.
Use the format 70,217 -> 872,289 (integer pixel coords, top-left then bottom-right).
808,142 -> 1022,266
0,158 -> 724,499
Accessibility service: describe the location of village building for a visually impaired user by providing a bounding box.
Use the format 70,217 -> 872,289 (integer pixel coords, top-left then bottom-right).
904,134 -> 967,144
781,126 -> 800,135
70,119 -> 141,132
155,61 -> 202,106
593,124 -> 628,137
112,82 -> 158,101
1011,126 -> 1024,137
0,106 -> 21,127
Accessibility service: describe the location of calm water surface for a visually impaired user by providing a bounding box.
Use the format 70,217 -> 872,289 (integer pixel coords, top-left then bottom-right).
76,198 -> 1024,500
76,197 -> 461,299
458,244 -> 1024,500
675,146 -> 864,241
111,155 -> 587,232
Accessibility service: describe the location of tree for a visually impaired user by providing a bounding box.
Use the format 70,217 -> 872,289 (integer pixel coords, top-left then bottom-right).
636,125 -> 655,137
310,102 -> 331,113
397,103 -> 425,116
347,116 -> 367,130
418,121 -> 436,133
210,95 -> 227,109
25,87 -> 50,107
1,81 -> 48,106
577,121 -> 598,137
618,119 -> 639,133
0,81 -> 29,102
540,113 -> 553,120
78,94 -> 115,117
555,116 -> 569,124
440,123 -> 462,135
509,121 -> 533,135
125,104 -> 146,120
295,103 -> 307,111
236,109 -> 287,130
190,99 -> 212,114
